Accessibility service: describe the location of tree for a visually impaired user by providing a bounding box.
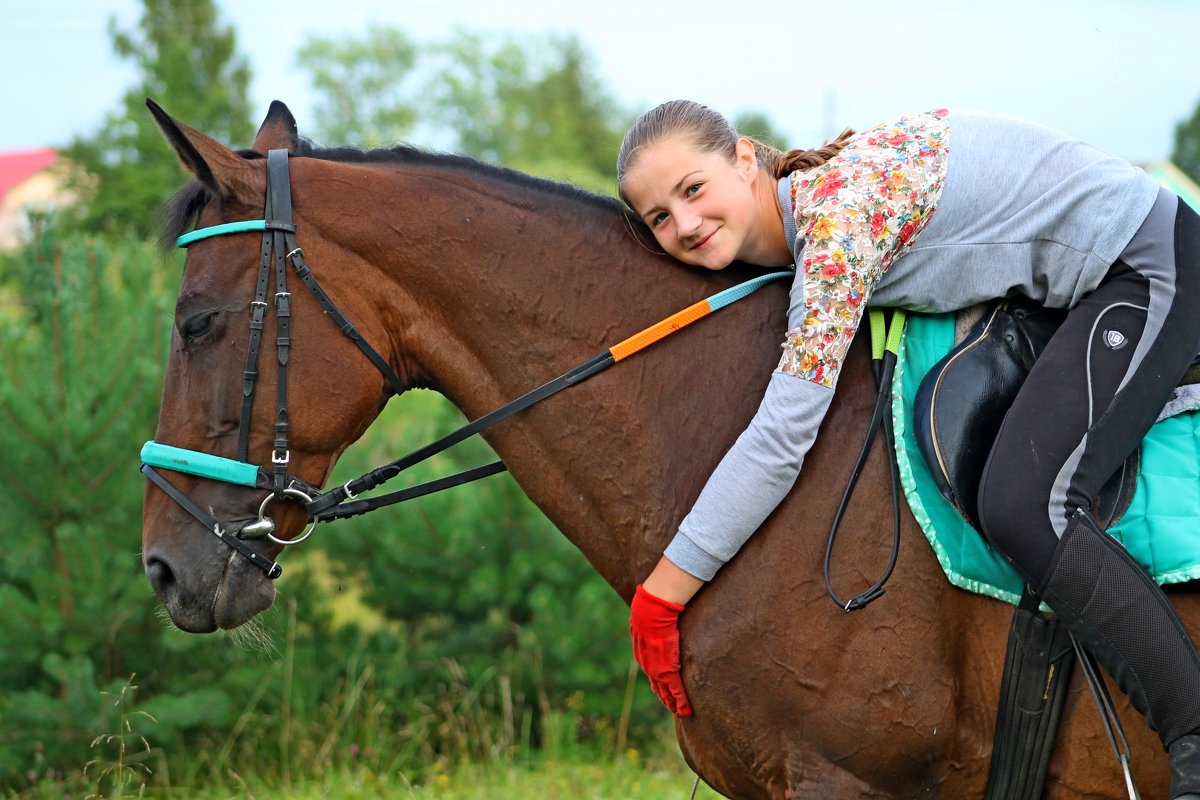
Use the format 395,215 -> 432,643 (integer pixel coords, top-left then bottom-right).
297,28 -> 629,194
0,228 -> 172,780
734,111 -> 789,150
297,26 -> 420,148
61,0 -> 253,238
426,32 -> 627,193
1174,98 -> 1200,186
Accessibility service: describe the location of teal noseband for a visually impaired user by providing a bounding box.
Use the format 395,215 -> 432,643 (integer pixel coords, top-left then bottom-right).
141,441 -> 261,487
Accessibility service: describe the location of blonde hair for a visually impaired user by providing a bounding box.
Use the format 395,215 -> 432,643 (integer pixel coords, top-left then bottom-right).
616,99 -> 855,209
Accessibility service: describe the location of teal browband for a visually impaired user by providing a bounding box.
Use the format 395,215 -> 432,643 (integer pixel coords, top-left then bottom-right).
176,219 -> 268,247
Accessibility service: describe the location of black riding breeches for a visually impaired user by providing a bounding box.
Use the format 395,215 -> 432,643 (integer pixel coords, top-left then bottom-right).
977,189 -> 1200,747
978,189 -> 1200,582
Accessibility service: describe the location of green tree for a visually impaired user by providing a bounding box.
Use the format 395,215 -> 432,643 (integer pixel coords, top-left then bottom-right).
0,227 -> 367,790
61,0 -> 253,237
734,110 -> 789,150
297,26 -> 420,148
0,227 -> 173,780
1174,98 -> 1200,186
323,394 -> 646,736
298,28 -> 629,193
428,32 -> 627,191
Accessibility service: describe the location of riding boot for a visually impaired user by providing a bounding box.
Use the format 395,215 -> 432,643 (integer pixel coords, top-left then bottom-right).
1171,735 -> 1200,800
1037,509 -> 1200,798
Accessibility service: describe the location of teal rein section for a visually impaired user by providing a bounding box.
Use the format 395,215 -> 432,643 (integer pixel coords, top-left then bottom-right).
176,219 -> 268,248
707,270 -> 794,311
141,441 -> 261,487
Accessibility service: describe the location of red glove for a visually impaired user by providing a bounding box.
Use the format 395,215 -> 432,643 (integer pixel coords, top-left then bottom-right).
630,584 -> 693,717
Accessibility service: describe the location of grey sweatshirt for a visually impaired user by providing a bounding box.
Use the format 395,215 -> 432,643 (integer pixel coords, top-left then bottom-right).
663,110 -> 1162,581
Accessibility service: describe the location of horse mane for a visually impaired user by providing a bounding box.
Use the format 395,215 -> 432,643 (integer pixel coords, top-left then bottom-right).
161,139 -> 639,254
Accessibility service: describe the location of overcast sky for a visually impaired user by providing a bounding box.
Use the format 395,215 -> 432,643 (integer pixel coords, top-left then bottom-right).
5,0 -> 1200,165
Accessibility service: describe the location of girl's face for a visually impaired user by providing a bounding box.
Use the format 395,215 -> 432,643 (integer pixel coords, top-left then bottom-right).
622,134 -> 763,271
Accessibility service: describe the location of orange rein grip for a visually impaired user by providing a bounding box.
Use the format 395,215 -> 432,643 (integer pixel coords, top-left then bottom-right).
609,300 -> 712,362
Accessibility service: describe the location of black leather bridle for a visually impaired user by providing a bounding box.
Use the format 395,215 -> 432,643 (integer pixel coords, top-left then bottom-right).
141,147 -> 792,580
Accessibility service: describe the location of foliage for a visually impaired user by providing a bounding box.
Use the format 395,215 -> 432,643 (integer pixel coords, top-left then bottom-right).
60,0 -> 253,238
321,394 -> 660,742
298,29 -> 629,194
425,33 -> 628,192
733,110 -> 789,150
0,227 -> 172,783
1174,96 -> 1200,186
296,26 -> 421,149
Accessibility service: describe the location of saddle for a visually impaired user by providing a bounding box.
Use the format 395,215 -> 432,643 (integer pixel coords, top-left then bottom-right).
912,297 -> 1140,533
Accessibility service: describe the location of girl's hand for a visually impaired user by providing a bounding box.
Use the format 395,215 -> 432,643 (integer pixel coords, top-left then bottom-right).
630,584 -> 692,716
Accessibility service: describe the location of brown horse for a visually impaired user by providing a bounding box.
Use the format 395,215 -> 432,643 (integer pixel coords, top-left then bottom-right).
141,100 -> 1191,798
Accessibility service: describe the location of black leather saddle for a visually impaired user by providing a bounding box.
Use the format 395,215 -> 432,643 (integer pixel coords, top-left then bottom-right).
912,298 -> 1139,532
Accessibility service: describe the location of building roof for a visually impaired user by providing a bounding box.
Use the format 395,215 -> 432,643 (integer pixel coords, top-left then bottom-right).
0,148 -> 58,206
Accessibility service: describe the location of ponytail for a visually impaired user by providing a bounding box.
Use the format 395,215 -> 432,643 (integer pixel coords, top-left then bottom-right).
750,128 -> 856,179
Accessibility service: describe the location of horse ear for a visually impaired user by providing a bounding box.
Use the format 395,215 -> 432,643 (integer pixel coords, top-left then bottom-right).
252,101 -> 300,153
146,97 -> 262,200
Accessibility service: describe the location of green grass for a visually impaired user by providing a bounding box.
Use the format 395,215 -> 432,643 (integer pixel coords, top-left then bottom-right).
11,753 -> 727,799
199,756 -> 725,799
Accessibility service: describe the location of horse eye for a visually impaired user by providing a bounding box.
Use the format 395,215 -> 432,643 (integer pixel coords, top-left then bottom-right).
181,311 -> 218,341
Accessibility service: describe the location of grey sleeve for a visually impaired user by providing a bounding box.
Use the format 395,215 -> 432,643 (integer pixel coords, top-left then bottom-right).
663,371 -> 834,580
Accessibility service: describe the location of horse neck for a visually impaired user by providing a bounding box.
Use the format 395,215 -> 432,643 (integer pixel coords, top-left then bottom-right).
320,161 -> 784,599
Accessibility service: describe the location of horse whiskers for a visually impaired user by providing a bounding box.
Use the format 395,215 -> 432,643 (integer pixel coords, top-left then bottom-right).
153,605 -> 177,629
222,612 -> 279,657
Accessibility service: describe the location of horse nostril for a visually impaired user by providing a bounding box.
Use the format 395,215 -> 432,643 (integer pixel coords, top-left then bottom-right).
145,555 -> 177,600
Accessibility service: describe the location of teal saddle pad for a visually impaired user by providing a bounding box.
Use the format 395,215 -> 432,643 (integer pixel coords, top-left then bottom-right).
893,312 -> 1200,605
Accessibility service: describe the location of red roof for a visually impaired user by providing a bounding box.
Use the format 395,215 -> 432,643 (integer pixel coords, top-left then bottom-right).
0,148 -> 58,205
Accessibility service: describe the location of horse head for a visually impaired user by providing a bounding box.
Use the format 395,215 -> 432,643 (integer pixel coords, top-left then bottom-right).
142,101 -> 398,631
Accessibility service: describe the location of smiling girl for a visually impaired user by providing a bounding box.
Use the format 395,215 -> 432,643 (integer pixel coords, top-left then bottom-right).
617,99 -> 1200,799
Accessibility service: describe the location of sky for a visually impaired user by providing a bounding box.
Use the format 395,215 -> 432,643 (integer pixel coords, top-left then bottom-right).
4,0 -> 1200,165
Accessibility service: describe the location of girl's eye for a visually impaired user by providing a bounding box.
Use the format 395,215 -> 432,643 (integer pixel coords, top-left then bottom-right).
652,211 -> 669,227
685,182 -> 702,196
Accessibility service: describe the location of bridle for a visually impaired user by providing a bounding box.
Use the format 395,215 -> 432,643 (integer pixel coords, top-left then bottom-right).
141,147 -> 792,580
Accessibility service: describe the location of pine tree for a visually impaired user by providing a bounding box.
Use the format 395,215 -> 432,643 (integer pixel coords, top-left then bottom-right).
0,226 -> 173,779
61,0 -> 253,237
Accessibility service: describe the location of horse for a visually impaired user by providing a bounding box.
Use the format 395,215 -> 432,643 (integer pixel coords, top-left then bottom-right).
140,99 -> 1192,799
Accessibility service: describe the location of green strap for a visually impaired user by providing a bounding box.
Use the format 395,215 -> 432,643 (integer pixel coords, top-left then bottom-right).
869,308 -> 907,360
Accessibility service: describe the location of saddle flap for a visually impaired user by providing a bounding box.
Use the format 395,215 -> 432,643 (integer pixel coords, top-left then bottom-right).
912,299 -> 1134,532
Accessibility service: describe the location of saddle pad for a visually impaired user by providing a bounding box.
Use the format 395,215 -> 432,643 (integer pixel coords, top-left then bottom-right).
893,312 -> 1200,605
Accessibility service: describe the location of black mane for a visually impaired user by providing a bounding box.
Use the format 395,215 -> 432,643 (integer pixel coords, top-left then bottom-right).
161,138 -> 628,253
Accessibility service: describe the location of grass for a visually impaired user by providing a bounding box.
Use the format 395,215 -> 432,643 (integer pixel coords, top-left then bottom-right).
171,754 -> 726,799
5,643 -> 724,800
10,751 -> 726,800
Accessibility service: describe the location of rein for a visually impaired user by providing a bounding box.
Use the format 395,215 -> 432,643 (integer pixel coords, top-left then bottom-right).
141,147 -> 792,579
822,308 -> 905,611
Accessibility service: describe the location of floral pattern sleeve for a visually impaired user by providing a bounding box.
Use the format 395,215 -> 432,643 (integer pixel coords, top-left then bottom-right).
778,109 -> 950,388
